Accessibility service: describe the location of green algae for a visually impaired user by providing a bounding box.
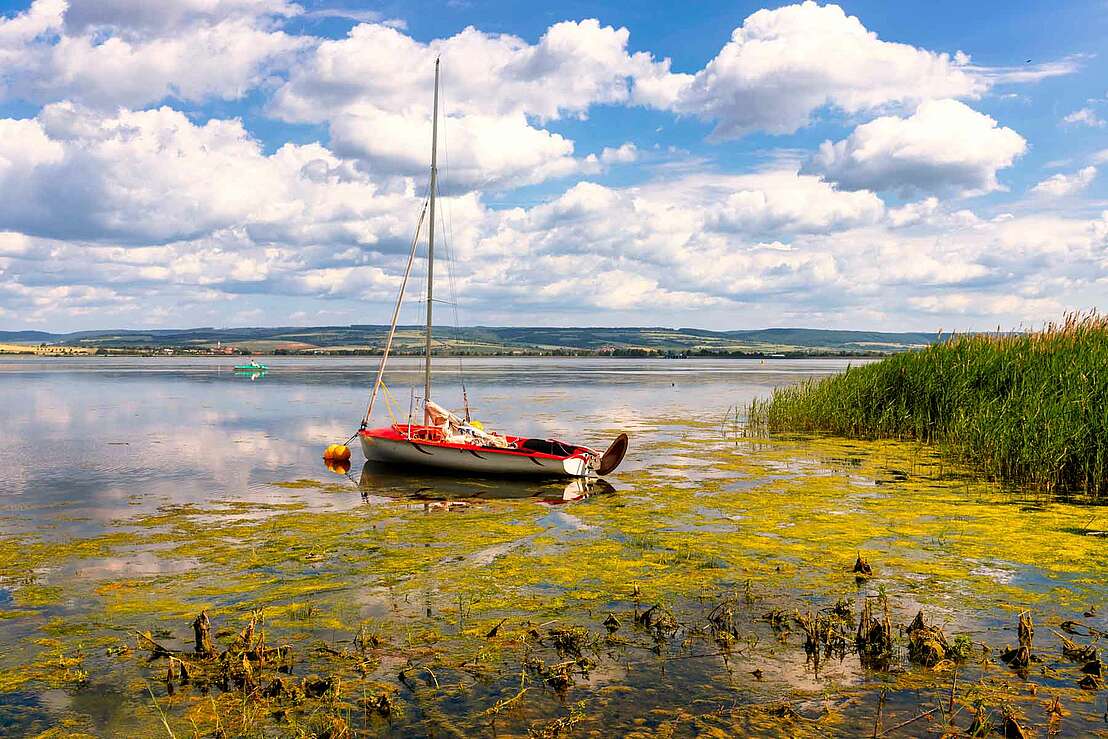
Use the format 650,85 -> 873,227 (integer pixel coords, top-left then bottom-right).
0,531 -> 146,581
11,585 -> 64,609
0,420 -> 1105,736
0,638 -> 89,693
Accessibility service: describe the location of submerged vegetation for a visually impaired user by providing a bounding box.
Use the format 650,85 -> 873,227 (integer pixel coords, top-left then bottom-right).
0,425 -> 1105,736
749,313 -> 1108,496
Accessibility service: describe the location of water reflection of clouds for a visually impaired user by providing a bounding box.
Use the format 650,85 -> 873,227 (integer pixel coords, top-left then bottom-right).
0,357 -> 853,540
3,397 -> 304,534
62,547 -> 201,580
296,420 -> 356,445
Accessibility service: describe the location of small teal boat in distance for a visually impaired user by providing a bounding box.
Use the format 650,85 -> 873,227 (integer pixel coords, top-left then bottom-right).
233,359 -> 268,372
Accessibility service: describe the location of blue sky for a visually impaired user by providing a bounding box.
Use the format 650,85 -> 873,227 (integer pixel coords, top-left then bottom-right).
0,0 -> 1105,332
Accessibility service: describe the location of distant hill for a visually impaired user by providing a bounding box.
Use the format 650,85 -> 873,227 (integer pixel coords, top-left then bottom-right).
0,325 -> 942,355
0,330 -> 61,343
722,328 -> 939,350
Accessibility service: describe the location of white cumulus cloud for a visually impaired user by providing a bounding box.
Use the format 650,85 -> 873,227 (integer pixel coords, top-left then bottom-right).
268,19 -> 671,190
61,0 -> 299,32
805,99 -> 1026,196
1030,166 -> 1097,197
0,0 -> 306,108
1062,107 -> 1105,128
704,170 -> 885,234
600,143 -> 638,165
271,20 -> 663,124
0,103 -> 421,246
0,2 -> 1101,331
639,2 -> 985,138
3,164 -> 1108,329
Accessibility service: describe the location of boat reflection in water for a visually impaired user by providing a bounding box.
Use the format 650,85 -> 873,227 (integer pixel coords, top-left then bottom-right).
355,461 -> 616,504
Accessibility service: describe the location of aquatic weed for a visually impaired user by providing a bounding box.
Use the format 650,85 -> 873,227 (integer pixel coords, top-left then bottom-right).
749,312 -> 1108,496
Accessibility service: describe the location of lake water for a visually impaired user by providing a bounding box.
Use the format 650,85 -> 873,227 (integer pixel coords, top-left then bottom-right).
0,356 -> 848,534
0,356 -> 1104,736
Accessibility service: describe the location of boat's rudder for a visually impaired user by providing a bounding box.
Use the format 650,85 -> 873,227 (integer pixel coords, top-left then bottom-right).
596,433 -> 629,476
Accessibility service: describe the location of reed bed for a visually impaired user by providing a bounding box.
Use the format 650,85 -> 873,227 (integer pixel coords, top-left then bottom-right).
748,313 -> 1108,496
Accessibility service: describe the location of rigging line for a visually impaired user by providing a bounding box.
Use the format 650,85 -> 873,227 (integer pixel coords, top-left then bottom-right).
439,193 -> 470,416
383,173 -> 434,418
435,78 -> 459,323
379,380 -> 403,425
412,298 -> 458,306
438,185 -> 467,406
437,77 -> 465,366
409,170 -> 434,409
361,194 -> 429,428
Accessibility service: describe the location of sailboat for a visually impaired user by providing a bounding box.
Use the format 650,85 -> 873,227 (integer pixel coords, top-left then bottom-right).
355,59 -> 628,479
234,358 -> 268,372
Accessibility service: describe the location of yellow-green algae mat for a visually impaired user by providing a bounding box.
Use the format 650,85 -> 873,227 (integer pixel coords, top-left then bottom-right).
0,423 -> 1105,737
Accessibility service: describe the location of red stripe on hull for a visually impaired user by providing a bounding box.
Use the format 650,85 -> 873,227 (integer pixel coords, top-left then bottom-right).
358,426 -> 590,477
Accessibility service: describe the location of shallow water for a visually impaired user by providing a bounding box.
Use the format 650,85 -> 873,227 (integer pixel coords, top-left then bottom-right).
0,356 -> 1104,736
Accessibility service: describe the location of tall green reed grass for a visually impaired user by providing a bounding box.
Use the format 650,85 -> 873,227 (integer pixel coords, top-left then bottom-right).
748,313 -> 1108,496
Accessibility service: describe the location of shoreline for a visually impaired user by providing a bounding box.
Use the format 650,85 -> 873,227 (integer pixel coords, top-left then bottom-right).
0,347 -> 891,359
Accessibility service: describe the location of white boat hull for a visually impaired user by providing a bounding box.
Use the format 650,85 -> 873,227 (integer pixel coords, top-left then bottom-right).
360,434 -> 588,478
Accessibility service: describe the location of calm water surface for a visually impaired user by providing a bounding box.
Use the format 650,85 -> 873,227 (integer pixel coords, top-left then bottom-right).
0,356 -> 847,534
0,356 -> 1104,737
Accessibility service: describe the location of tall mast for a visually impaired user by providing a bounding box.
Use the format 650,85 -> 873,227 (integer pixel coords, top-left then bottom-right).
424,58 -> 440,423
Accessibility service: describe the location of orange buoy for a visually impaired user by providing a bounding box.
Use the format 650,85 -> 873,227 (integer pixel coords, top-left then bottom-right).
322,444 -> 351,462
